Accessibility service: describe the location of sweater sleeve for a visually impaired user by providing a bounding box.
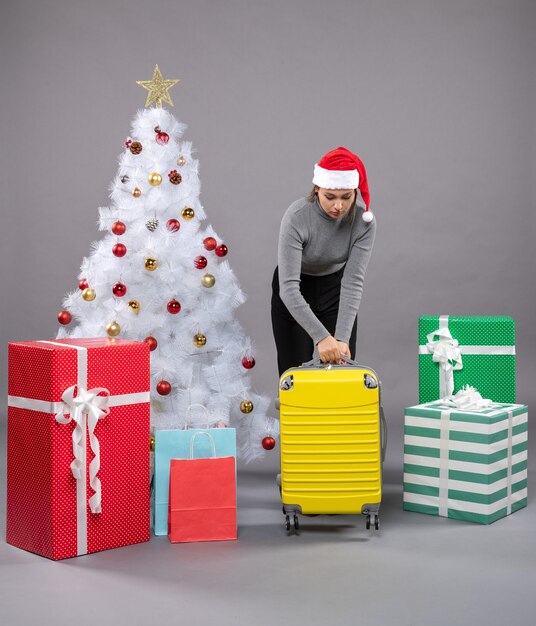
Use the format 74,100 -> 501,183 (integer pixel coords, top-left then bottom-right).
278,209 -> 331,345
334,216 -> 376,344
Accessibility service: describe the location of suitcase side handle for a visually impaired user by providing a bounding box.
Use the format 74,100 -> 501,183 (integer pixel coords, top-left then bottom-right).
380,405 -> 388,462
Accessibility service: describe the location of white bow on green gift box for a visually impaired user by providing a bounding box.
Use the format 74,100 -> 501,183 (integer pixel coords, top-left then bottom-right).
424,326 -> 463,397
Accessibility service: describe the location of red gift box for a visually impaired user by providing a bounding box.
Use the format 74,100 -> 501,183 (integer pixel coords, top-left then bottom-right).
6,338 -> 151,560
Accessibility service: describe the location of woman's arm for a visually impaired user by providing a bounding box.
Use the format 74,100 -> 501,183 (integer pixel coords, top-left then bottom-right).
278,209 -> 331,345
334,216 -> 377,344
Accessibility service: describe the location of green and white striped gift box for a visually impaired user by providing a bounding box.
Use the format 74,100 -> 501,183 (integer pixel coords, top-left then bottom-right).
404,401 -> 528,524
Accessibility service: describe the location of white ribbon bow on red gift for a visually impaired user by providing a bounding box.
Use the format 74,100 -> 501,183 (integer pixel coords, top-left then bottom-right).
426,327 -> 463,397
55,385 -> 110,514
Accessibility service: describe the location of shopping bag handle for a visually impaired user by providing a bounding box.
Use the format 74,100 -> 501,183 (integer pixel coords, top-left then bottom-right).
189,431 -> 216,459
185,404 -> 210,429
301,354 -> 360,368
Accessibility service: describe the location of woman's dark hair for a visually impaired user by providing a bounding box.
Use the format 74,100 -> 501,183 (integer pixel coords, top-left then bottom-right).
307,186 -> 358,221
306,186 -> 318,203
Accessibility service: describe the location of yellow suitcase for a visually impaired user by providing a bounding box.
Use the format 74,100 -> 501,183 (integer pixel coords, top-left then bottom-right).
279,356 -> 386,532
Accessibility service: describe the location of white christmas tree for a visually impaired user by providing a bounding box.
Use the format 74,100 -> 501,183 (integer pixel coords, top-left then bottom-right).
56,66 -> 278,460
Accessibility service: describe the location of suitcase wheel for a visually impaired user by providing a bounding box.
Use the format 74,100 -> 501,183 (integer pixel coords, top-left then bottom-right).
365,514 -> 371,530
365,513 -> 380,531
293,514 -> 300,530
285,515 -> 291,531
374,515 -> 380,531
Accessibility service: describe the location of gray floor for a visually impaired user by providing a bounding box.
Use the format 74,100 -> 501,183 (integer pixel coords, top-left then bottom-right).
1,449 -> 535,626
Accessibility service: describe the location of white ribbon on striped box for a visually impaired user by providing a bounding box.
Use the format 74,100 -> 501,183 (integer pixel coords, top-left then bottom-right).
7,340 -> 150,555
431,401 -> 515,518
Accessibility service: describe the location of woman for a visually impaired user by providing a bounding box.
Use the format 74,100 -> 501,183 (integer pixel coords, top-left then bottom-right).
271,146 -> 376,376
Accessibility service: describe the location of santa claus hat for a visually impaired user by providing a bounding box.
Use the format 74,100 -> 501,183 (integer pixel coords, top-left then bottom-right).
313,146 -> 373,222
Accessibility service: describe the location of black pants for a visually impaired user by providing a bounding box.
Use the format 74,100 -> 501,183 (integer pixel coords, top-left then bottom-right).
271,266 -> 358,376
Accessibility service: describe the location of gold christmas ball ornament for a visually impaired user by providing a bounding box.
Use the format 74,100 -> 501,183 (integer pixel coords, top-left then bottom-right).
132,187 -> 142,198
128,299 -> 141,313
148,172 -> 162,186
181,207 -> 195,220
144,257 -> 158,271
82,288 -> 96,302
150,433 -> 155,452
201,273 -> 216,288
240,400 -> 254,414
177,155 -> 186,166
106,321 -> 121,337
193,333 -> 207,347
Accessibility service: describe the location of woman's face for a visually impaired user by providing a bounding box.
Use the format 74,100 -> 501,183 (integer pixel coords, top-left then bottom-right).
316,188 -> 356,219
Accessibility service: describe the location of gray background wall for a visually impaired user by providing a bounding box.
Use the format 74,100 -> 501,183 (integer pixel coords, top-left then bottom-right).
1,0 -> 535,476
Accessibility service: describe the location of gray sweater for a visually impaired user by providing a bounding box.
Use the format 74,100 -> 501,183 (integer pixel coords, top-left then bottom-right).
277,196 -> 376,345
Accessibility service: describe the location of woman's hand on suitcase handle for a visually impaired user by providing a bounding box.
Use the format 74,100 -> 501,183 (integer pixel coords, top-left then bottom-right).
337,341 -> 351,362
317,335 -> 342,364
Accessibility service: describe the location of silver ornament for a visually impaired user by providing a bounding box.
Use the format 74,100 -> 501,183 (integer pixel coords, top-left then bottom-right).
146,217 -> 159,232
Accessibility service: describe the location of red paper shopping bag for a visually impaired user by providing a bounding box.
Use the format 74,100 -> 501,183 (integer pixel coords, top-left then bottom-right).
168,432 -> 237,543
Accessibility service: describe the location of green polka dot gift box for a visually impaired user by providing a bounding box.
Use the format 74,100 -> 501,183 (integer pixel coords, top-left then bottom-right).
418,316 -> 516,404
404,400 -> 528,524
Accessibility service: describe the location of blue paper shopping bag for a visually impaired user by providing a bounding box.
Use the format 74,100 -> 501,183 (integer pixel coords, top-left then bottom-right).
154,409 -> 236,536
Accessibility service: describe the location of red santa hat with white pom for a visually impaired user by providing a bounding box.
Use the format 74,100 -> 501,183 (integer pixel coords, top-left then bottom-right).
313,146 -> 373,222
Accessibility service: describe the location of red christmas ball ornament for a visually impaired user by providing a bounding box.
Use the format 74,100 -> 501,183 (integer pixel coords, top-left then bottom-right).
156,380 -> 172,396
242,356 -> 256,369
112,221 -> 126,236
166,218 -> 181,232
144,336 -> 158,351
203,237 -> 217,251
57,310 -> 72,325
262,436 -> 276,451
155,128 -> 170,145
194,255 -> 208,269
167,299 -> 181,314
215,244 -> 228,257
112,243 -> 127,257
78,278 -> 89,290
112,282 -> 127,297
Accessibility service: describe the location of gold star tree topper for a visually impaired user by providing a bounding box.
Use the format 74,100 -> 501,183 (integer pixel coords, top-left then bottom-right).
136,65 -> 180,108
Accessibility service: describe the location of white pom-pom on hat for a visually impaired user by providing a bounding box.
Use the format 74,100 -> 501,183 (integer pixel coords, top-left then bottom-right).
362,210 -> 374,223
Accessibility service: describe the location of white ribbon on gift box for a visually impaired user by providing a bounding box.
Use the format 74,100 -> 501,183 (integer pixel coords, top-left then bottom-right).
54,384 -> 110,516
436,388 -> 514,518
506,410 -> 513,515
7,340 -> 150,555
442,385 -> 492,411
418,315 -> 516,398
426,324 -> 463,398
